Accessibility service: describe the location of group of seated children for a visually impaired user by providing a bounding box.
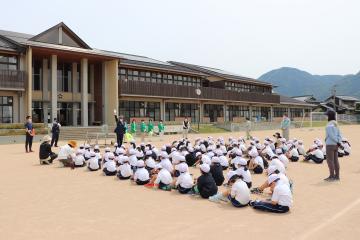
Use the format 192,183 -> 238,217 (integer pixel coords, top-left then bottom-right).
42,128 -> 351,214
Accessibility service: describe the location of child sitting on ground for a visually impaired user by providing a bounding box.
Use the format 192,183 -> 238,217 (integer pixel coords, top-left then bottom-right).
174,163 -> 194,194
74,149 -> 86,167
133,160 -> 150,185
88,151 -> 101,171
250,174 -> 292,214
117,156 -> 132,180
248,148 -> 264,174
191,163 -> 218,199
304,144 -> 324,164
209,173 -> 250,208
103,153 -> 117,176
145,163 -> 173,191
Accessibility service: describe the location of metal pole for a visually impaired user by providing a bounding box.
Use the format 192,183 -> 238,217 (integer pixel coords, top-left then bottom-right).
198,96 -> 200,131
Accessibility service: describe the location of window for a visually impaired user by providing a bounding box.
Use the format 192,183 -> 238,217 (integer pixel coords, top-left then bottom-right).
290,108 -> 303,118
165,102 -> 198,122
273,107 -> 288,118
204,104 -> 224,122
0,96 -> 13,123
57,62 -> 72,92
252,107 -> 270,121
0,54 -> 17,70
225,81 -> 271,94
119,101 -> 161,121
32,101 -> 43,123
32,59 -> 42,91
227,105 -> 249,121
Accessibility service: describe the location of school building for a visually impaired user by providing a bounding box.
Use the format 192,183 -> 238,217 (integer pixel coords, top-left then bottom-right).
0,22 -> 313,126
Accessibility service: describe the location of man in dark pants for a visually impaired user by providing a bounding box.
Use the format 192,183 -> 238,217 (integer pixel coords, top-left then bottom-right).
114,110 -> 126,146
24,115 -> 34,153
51,118 -> 61,147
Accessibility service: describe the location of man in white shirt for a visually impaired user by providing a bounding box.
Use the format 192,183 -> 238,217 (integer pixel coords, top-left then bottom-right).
103,153 -> 117,176
133,160 -> 150,185
250,174 -> 292,213
58,140 -> 77,169
209,174 -> 250,208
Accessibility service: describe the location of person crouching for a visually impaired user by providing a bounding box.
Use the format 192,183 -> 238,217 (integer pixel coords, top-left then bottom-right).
58,140 -> 77,169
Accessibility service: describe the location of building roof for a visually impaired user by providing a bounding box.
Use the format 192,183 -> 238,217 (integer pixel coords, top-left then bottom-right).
336,95 -> 359,101
280,95 -> 316,107
105,51 -> 206,76
292,95 -> 318,103
0,25 -> 120,59
169,61 -> 272,87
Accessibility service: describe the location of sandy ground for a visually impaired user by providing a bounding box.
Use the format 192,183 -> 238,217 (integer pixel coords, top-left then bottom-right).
1,125 -> 360,240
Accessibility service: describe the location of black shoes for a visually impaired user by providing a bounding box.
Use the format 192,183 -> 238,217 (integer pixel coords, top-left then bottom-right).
324,176 -> 340,182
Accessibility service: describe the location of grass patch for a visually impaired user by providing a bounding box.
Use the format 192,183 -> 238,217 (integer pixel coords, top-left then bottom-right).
191,124 -> 229,134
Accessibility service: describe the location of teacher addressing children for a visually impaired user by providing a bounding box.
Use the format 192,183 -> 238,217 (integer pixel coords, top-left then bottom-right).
114,109 -> 126,146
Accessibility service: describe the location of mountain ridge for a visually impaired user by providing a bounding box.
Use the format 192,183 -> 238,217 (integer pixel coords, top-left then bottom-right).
258,67 -> 359,101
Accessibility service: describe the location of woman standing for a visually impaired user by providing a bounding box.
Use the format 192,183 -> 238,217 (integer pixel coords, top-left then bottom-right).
324,110 -> 342,181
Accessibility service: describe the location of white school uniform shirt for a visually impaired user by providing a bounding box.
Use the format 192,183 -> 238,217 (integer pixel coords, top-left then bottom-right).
311,149 -> 324,159
253,156 -> 264,169
84,150 -> 91,159
103,160 -> 117,172
88,156 -> 100,170
74,155 -> 85,166
239,144 -> 247,153
129,155 -> 138,167
269,159 -> 286,174
343,142 -> 351,154
160,158 -> 173,172
321,146 -> 326,156
176,172 -> 193,189
103,152 -> 111,162
155,169 -> 173,185
58,145 -> 75,160
95,152 -> 102,160
235,167 -> 252,184
278,173 -> 290,187
289,148 -> 299,158
119,163 -> 132,178
134,167 -> 150,181
263,146 -> 275,158
116,155 -> 126,164
145,157 -> 156,169
278,154 -> 289,168
298,145 -> 306,155
231,179 -> 251,205
271,182 -> 293,207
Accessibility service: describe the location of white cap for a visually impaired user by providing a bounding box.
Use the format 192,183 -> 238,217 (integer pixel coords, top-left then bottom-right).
176,162 -> 189,173
108,153 -> 115,159
200,163 -> 210,173
114,143 -> 118,147
129,149 -> 137,155
179,155 -> 186,162
76,149 -> 82,155
249,148 -> 258,158
234,149 -> 242,156
146,150 -> 152,156
311,144 -> 318,149
136,160 -> 145,167
267,165 -> 277,175
268,174 -> 280,184
195,152 -> 202,157
105,147 -> 111,152
201,155 -> 211,165
212,156 -> 221,163
90,151 -> 96,157
280,138 -> 286,143
94,145 -> 100,150
121,156 -> 129,163
136,151 -> 144,158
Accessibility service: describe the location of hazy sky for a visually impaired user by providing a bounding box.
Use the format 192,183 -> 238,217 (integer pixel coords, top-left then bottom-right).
1,0 -> 359,78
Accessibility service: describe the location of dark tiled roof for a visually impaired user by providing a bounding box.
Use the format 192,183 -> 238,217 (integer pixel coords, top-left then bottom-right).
169,61 -> 272,86
104,51 -> 206,76
280,95 -> 316,107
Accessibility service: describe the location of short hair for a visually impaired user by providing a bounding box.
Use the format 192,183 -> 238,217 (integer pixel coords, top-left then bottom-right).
26,115 -> 31,119
326,110 -> 336,121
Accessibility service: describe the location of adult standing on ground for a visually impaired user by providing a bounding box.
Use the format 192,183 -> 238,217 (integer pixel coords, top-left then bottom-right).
280,114 -> 291,141
51,118 -> 61,147
182,117 -> 190,139
114,110 -> 126,146
324,110 -> 342,181
245,117 -> 252,140
25,115 -> 34,153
